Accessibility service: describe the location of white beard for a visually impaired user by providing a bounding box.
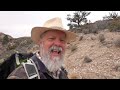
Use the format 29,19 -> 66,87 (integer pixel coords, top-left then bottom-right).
39,43 -> 64,72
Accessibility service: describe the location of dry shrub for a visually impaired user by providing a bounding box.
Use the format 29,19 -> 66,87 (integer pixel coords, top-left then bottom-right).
83,56 -> 92,63
91,29 -> 98,34
108,19 -> 120,32
7,42 -> 17,50
79,35 -> 83,41
82,29 -> 90,34
98,34 -> 105,43
2,35 -> 9,45
95,20 -> 109,30
114,37 -> 120,47
91,36 -> 96,40
71,45 -> 77,52
114,64 -> 120,71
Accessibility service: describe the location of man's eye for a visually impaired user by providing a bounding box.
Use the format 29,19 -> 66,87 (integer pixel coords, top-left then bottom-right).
48,38 -> 55,40
61,39 -> 64,41
60,39 -> 66,42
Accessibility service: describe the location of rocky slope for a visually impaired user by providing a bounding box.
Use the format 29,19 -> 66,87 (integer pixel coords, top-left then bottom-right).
0,33 -> 39,61
65,30 -> 120,79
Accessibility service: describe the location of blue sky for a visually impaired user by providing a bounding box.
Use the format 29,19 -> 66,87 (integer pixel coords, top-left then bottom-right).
0,11 -> 120,38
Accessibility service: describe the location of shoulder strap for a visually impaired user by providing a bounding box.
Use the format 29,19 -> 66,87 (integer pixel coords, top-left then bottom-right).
30,55 -> 41,70
22,55 -> 40,79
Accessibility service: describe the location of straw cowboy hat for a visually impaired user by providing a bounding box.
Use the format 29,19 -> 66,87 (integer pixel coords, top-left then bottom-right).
31,17 -> 77,45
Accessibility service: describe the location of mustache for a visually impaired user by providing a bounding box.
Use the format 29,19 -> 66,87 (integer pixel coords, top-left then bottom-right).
49,45 -> 63,53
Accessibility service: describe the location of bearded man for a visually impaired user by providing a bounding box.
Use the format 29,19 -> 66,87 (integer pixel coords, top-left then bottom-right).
7,17 -> 77,79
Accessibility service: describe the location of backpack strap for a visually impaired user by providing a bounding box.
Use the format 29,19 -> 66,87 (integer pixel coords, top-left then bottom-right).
15,53 -> 20,66
22,56 -> 40,79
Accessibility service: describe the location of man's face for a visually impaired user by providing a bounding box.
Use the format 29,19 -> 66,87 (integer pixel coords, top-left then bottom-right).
39,30 -> 66,60
38,30 -> 67,72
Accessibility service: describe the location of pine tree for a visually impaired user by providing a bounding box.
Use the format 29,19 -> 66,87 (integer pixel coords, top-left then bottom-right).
67,11 -> 91,29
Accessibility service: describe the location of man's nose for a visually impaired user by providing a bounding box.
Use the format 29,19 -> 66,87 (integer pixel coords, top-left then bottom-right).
53,39 -> 62,46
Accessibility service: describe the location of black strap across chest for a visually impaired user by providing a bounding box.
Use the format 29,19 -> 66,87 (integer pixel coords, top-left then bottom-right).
30,55 -> 54,79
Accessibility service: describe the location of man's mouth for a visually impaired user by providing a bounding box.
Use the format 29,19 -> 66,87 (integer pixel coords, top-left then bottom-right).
51,49 -> 61,54
50,46 -> 62,56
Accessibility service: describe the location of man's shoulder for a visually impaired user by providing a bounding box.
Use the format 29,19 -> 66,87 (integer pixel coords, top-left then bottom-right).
7,65 -> 28,79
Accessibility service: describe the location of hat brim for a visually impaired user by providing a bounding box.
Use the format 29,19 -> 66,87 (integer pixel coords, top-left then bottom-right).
31,27 -> 77,45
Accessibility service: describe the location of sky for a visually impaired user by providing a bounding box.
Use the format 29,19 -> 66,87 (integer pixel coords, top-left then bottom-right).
0,11 -> 120,38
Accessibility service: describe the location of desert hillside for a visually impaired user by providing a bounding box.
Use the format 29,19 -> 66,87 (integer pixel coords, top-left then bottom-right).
65,30 -> 120,79
1,30 -> 120,79
0,33 -> 39,61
